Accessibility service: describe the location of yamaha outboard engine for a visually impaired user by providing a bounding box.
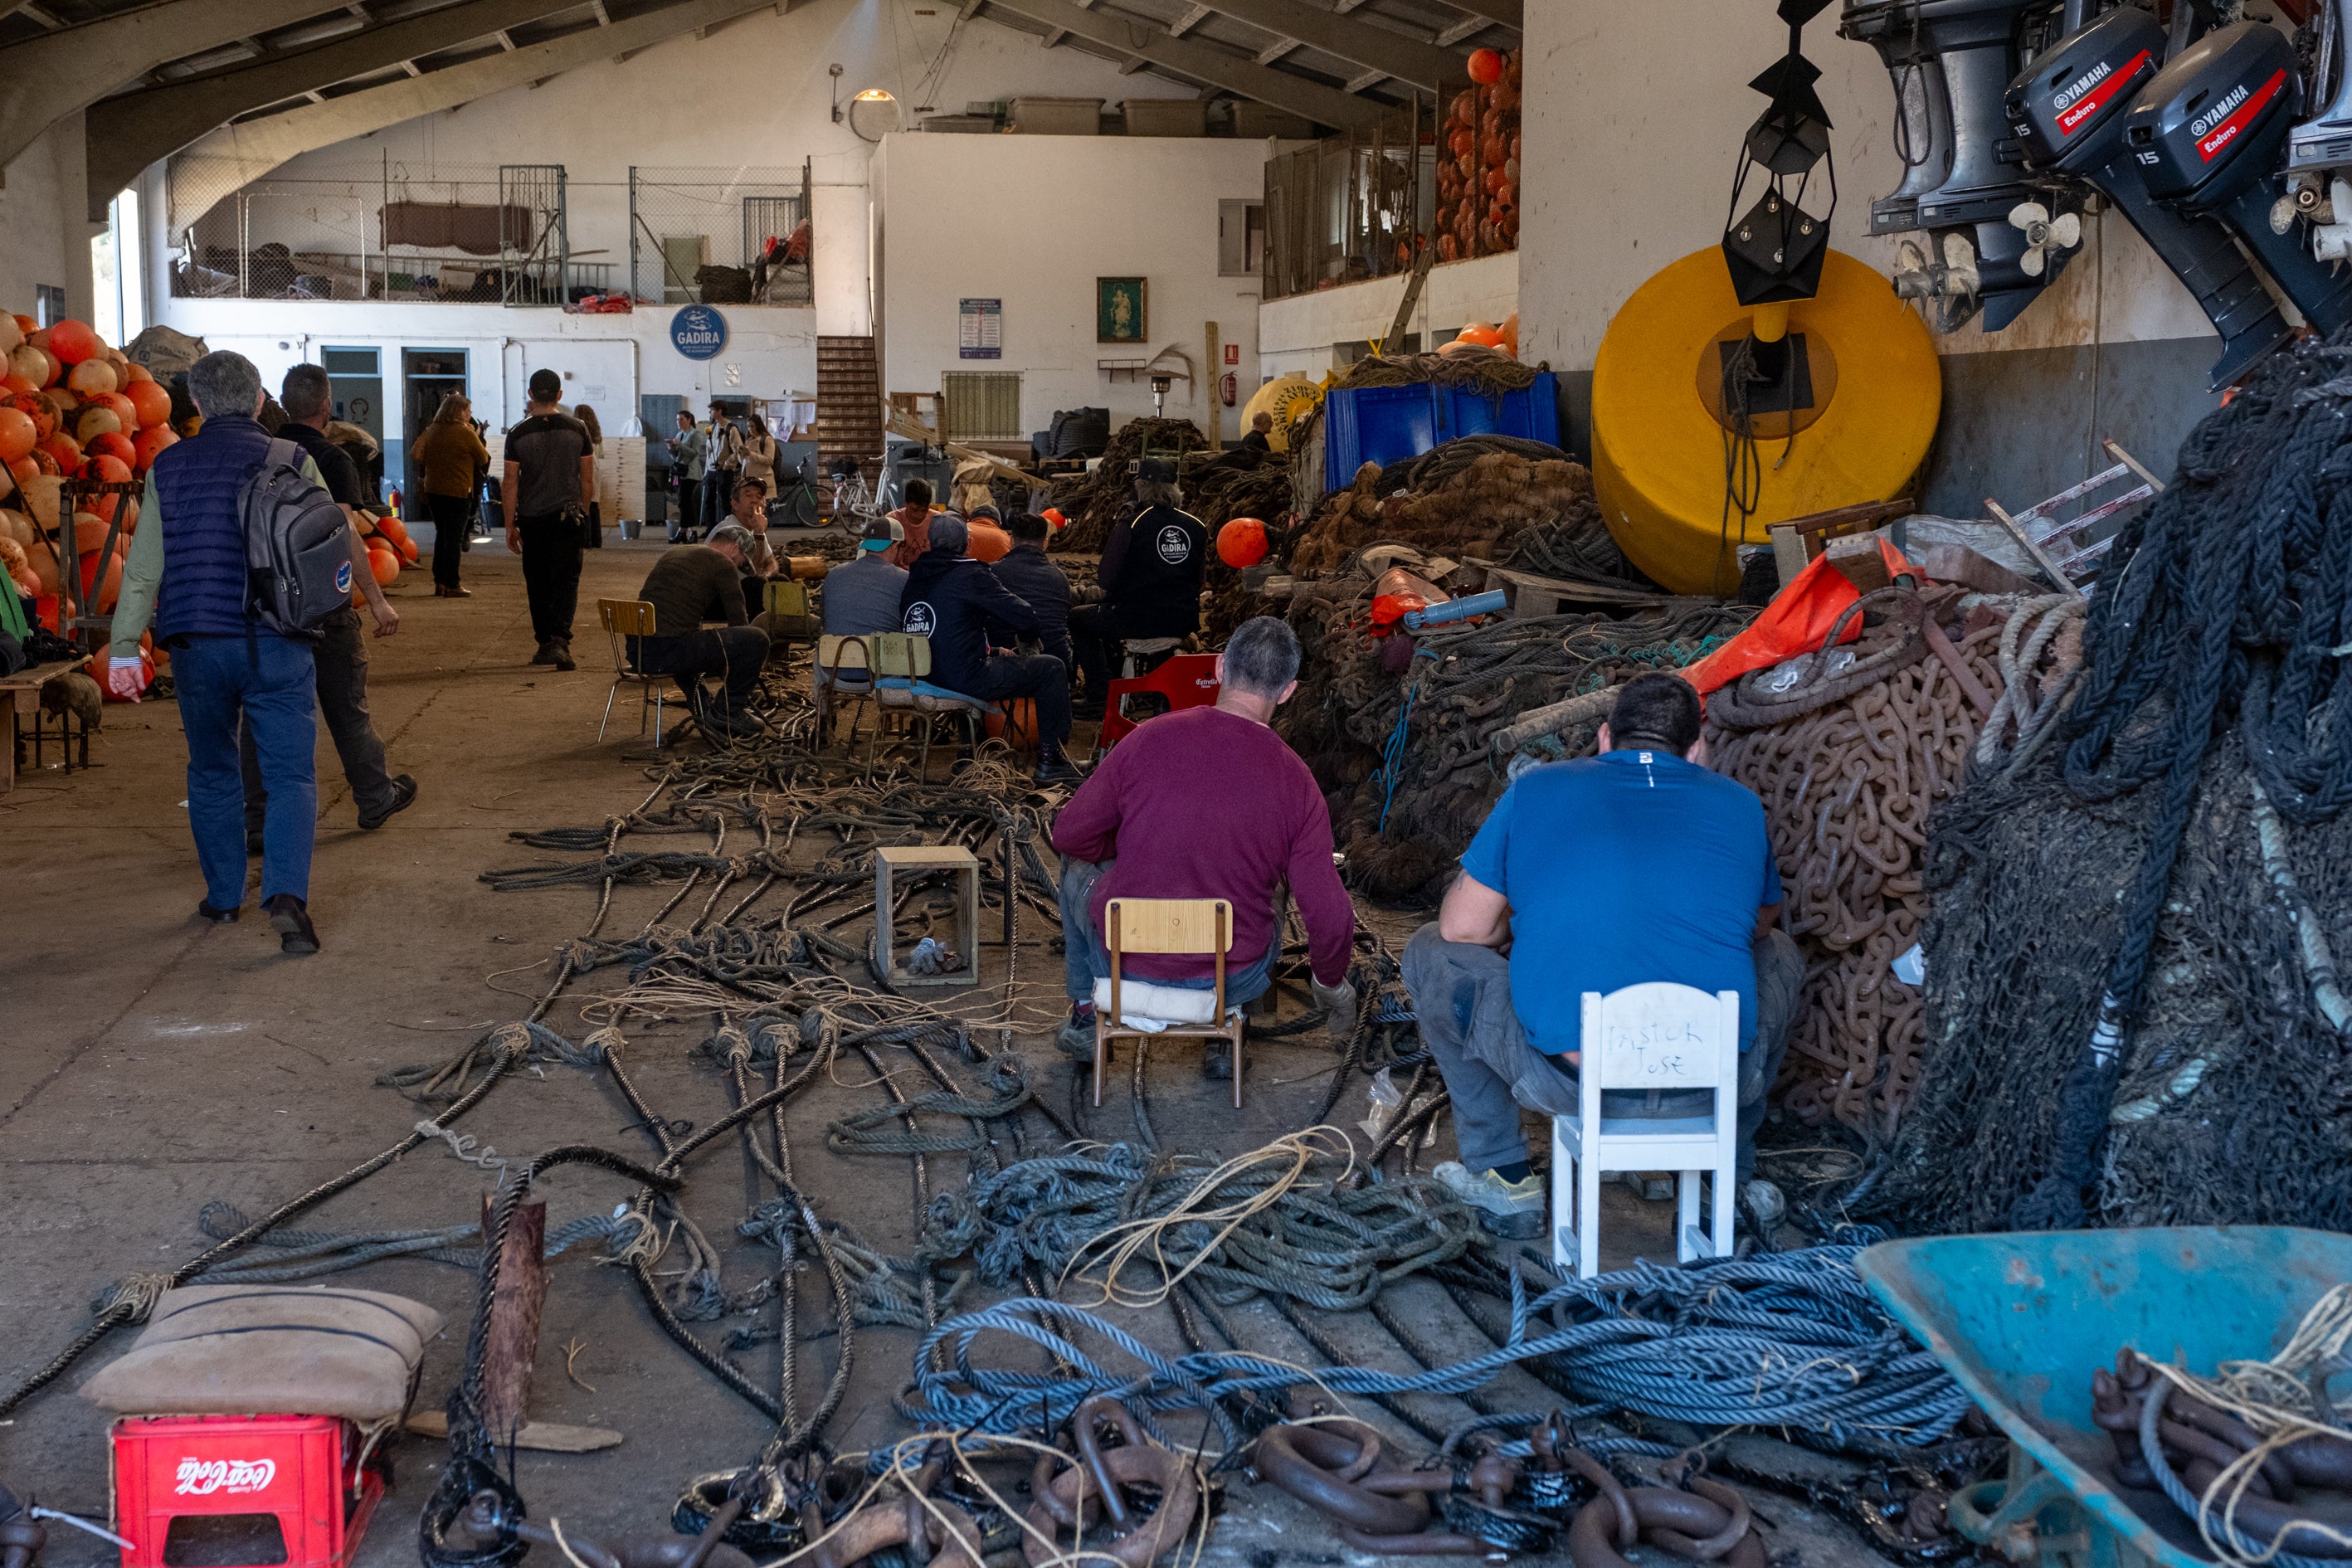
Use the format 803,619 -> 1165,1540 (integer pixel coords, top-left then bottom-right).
1843,0 -> 2095,330
2006,7 -> 2294,387
2123,22 -> 2352,338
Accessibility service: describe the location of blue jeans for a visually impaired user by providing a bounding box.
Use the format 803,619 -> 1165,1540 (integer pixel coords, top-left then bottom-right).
173,633 -> 318,910
1058,857 -> 1278,1005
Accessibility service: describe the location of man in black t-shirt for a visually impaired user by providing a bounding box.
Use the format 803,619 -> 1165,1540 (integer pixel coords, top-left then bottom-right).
239,363 -> 414,846
1068,461 -> 1208,717
502,368 -> 596,669
627,524 -> 771,734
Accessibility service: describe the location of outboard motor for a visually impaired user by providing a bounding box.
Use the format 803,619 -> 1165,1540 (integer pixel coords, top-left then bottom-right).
1843,0 -> 2095,329
2123,22 -> 2352,338
2006,6 -> 2294,387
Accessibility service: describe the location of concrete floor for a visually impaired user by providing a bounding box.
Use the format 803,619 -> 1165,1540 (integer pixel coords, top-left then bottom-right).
0,537 -> 1893,1568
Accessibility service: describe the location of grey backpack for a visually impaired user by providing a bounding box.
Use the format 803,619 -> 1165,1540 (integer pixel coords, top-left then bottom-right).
241,437 -> 352,634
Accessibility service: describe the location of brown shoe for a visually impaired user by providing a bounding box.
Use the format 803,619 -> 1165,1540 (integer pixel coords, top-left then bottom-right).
264,894 -> 320,955
436,583 -> 472,598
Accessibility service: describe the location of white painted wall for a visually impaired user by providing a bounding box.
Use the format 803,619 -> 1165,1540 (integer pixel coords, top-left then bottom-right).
1258,251 -> 1517,379
871,131 -> 1268,438
0,111 -> 98,324
1516,0 -> 2212,371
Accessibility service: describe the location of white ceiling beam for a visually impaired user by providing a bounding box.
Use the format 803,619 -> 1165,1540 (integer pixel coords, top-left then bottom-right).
1177,0 -> 1458,90
1,0 -> 363,173
1040,25 -> 1067,46
17,3 -> 66,27
1118,53 -> 1148,72
400,56 -> 424,72
1253,38 -> 1293,63
1344,66 -> 1385,91
1434,16 -> 1484,46
1440,0 -> 1517,31
982,0 -> 1381,129
1166,3 -> 1212,36
494,27 -> 517,46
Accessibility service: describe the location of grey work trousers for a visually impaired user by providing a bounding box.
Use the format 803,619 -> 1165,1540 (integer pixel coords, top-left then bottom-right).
1401,923 -> 1804,1181
240,608 -> 397,828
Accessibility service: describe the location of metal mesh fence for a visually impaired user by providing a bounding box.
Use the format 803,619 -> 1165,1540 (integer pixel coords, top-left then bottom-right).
163,155 -> 611,304
629,164 -> 811,306
1263,107 -> 1436,303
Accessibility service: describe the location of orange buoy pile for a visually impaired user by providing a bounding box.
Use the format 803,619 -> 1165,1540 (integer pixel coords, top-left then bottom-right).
0,310 -> 179,690
1430,50 -> 1522,264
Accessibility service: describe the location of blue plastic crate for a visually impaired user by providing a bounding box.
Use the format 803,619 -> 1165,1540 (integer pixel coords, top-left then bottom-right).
1322,371 -> 1561,491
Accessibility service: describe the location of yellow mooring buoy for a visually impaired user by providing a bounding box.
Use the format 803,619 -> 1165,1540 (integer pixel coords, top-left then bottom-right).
1591,246 -> 1940,596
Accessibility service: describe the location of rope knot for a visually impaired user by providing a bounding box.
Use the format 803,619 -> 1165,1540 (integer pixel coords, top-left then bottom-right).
95,1273 -> 176,1323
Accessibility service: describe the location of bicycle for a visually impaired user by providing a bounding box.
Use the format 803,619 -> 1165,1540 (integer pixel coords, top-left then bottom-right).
768,454 -> 824,530
825,455 -> 883,535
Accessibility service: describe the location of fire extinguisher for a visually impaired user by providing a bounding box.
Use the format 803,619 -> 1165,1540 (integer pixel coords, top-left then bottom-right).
1220,372 -> 1238,407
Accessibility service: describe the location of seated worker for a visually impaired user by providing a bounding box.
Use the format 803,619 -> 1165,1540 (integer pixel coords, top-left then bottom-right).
722,474 -> 786,631
898,513 -> 1083,785
627,523 -> 771,735
822,514 -> 908,638
884,476 -> 935,567
964,504 -> 1013,563
1401,672 -> 1804,1239
1049,616 -> 1356,1077
1241,411 -> 1275,455
1069,460 -> 1208,717
986,513 -> 1074,676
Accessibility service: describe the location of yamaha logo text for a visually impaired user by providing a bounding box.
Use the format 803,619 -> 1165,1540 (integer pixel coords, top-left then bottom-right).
2192,83 -> 2250,139
2053,60 -> 2111,113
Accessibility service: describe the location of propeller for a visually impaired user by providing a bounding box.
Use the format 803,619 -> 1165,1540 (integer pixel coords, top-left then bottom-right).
2009,201 -> 2082,278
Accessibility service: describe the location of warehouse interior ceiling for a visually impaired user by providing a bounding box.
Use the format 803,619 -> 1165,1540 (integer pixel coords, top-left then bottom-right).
0,0 -> 1517,226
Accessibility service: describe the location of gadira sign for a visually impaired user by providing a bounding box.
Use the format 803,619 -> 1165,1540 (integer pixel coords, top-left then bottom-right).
670,304 -> 728,361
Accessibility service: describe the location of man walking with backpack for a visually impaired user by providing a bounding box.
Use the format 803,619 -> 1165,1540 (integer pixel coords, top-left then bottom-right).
105,350 -> 389,954
503,368 -> 597,670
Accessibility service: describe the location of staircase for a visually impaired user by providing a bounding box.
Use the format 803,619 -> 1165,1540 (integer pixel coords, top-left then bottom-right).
816,335 -> 884,477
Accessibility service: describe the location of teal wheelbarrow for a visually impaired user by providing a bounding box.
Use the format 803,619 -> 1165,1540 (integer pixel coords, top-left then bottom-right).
1856,1227 -> 2352,1568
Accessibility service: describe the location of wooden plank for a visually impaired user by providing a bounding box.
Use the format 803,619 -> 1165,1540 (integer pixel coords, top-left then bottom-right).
479,1195 -> 547,1442
404,1411 -> 621,1453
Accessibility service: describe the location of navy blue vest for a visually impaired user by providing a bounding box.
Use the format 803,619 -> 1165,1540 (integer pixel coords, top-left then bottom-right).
152,415 -> 273,640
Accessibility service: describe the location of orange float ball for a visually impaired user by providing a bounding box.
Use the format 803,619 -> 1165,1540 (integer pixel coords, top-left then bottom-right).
46,319 -> 101,365
1043,507 -> 1068,530
367,545 -> 400,587
91,390 -> 135,427
85,431 -> 135,468
133,424 -> 178,470
5,391 -> 54,441
374,514 -> 416,562
9,315 -> 32,336
1454,324 -> 1504,348
41,432 -> 80,470
74,405 -> 121,444
1217,517 -> 1270,568
124,363 -> 154,384
124,377 -> 171,429
1468,46 -> 1503,84
0,407 -> 33,465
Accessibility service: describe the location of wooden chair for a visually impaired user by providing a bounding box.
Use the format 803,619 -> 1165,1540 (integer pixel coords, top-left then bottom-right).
1551,982 -> 1741,1278
597,598 -> 676,743
1093,898 -> 1247,1111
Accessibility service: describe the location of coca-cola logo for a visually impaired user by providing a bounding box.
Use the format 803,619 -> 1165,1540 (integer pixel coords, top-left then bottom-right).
174,1457 -> 277,1496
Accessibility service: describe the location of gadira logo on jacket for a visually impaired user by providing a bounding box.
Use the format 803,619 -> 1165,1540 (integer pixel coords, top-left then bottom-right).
903,601 -> 937,637
1156,525 -> 1191,564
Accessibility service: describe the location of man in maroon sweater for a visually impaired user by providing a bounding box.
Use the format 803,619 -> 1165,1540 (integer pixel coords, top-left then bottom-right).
1049,616 -> 1359,1078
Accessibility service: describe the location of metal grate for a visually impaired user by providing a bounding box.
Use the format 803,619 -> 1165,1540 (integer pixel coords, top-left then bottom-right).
498,164 -> 568,306
630,164 -> 812,305
941,373 -> 1022,441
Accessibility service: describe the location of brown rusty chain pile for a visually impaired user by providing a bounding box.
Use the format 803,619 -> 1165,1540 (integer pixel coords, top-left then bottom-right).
1708,587 -> 2085,1136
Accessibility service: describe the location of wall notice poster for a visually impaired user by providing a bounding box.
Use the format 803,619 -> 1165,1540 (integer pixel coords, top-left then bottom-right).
958,298 -> 1001,360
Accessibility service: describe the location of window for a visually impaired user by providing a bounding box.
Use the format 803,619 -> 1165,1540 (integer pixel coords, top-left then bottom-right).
941,373 -> 1022,441
1219,199 -> 1265,278
34,285 -> 66,327
659,235 -> 707,304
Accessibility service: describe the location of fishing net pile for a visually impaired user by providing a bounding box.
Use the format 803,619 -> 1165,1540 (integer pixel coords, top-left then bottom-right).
1289,446 -> 1608,577
1316,343 -> 1541,397
1707,587 -> 2083,1136
1045,417 -> 1210,553
1863,333 -> 2352,1235
1278,595 -> 1755,903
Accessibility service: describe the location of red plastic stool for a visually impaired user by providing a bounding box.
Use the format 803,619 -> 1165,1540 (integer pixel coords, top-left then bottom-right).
114,1413 -> 387,1568
1101,653 -> 1222,747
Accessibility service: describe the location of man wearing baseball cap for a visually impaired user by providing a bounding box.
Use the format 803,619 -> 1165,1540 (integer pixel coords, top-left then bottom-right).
822,512 -> 909,639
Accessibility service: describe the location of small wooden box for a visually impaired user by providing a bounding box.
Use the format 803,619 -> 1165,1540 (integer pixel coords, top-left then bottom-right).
874,845 -> 981,987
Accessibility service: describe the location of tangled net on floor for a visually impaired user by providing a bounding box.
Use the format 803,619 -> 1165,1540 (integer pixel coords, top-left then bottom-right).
1708,589 -> 2082,1135
1046,417 -> 1210,553
1867,330 -> 2352,1234
1278,592 -> 1755,902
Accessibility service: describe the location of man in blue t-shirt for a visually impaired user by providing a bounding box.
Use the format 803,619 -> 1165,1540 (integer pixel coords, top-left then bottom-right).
1401,672 -> 1804,1239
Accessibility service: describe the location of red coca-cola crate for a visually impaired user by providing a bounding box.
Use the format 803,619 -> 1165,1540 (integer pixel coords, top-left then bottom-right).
112,1413 -> 387,1568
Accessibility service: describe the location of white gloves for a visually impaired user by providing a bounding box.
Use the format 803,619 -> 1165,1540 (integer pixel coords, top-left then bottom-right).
1312,977 -> 1360,1040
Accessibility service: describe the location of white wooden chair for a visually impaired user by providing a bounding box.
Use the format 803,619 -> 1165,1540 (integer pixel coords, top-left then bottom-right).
1551,982 -> 1740,1279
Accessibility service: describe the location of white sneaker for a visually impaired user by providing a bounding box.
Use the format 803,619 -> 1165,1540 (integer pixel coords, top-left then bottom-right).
1433,1161 -> 1546,1239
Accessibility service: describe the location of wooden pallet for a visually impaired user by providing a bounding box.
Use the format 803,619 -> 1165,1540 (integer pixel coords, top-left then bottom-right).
816,335 -> 883,473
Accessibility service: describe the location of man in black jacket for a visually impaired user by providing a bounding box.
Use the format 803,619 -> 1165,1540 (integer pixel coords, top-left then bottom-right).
900,514 -> 1083,785
1069,461 -> 1208,716
986,513 -> 1074,674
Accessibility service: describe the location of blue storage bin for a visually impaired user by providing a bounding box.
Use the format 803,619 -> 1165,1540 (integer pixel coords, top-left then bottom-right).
1323,371 -> 1561,491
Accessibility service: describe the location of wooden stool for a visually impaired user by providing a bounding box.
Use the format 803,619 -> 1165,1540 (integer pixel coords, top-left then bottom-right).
874,845 -> 981,986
